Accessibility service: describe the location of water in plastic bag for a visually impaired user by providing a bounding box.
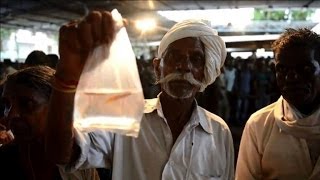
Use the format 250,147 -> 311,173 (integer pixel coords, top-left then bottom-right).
73,9 -> 144,137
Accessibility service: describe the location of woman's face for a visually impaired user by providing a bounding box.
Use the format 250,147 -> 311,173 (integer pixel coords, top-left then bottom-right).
1,81 -> 49,142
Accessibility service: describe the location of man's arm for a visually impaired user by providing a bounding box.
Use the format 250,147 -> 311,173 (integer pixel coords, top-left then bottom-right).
45,11 -> 115,164
235,121 -> 262,180
222,127 -> 235,180
45,90 -> 78,163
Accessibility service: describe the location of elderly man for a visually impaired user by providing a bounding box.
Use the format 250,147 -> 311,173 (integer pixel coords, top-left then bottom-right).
46,11 -> 234,180
236,28 -> 320,180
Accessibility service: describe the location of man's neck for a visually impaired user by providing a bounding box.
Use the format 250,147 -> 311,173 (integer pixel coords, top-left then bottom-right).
160,92 -> 195,120
159,92 -> 196,143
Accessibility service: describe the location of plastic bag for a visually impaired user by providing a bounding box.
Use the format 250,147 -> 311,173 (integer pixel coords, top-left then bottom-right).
73,9 -> 144,137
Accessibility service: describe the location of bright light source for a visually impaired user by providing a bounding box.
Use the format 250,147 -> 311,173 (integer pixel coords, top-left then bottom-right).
256,48 -> 266,57
222,34 -> 280,43
256,48 -> 265,54
231,52 -> 252,59
135,19 -> 156,32
311,9 -> 320,22
157,8 -> 254,26
148,0 -> 154,9
312,23 -> 320,33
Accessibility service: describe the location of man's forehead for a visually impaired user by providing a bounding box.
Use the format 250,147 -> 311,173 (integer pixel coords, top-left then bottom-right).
165,37 -> 204,52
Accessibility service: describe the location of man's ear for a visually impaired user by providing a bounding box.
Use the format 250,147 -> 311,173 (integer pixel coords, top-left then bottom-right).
153,58 -> 161,81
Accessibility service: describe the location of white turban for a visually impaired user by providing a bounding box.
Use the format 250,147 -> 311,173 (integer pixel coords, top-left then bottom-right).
158,20 -> 227,92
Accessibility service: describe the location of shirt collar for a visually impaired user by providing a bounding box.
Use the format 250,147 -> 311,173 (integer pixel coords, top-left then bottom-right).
143,93 -> 213,134
195,105 -> 213,134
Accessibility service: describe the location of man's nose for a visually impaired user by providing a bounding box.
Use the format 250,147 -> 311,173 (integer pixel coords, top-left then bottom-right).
175,57 -> 192,72
285,69 -> 299,81
5,105 -> 21,130
5,104 -> 20,119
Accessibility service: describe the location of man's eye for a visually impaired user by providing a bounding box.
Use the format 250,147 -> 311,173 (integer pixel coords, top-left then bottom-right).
21,99 -> 36,110
191,56 -> 204,65
191,56 -> 201,61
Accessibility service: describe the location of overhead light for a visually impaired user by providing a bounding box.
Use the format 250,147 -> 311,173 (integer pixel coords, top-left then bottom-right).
157,8 -> 254,26
135,19 -> 156,32
148,0 -> 154,9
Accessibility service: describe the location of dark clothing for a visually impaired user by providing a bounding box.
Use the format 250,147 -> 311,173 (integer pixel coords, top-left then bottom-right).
0,144 -> 25,180
0,143 -> 62,180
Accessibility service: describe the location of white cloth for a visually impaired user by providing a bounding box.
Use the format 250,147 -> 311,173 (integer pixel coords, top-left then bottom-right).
63,97 -> 234,180
236,96 -> 320,180
275,98 -> 320,139
158,20 -> 227,92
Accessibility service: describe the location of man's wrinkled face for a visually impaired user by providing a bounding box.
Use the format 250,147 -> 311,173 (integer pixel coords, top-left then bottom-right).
2,82 -> 49,142
156,37 -> 205,99
275,46 -> 320,108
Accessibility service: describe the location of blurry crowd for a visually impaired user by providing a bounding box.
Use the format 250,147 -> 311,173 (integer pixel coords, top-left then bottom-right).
199,53 -> 281,126
0,51 -> 59,82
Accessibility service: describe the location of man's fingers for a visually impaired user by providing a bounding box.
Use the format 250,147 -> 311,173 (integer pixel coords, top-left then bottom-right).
0,131 -> 11,144
86,11 -> 102,46
77,20 -> 93,50
59,23 -> 81,52
67,19 -> 80,26
0,123 -> 6,131
59,11 -> 115,55
101,11 -> 115,45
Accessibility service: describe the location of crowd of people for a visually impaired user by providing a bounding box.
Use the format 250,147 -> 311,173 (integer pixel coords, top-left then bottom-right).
0,10 -> 319,180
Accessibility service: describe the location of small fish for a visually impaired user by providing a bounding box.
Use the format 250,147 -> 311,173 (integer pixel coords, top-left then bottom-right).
105,92 -> 131,103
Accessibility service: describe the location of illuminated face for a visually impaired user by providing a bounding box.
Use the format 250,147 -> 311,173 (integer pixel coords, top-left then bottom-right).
156,37 -> 205,99
275,46 -> 320,109
2,81 -> 49,142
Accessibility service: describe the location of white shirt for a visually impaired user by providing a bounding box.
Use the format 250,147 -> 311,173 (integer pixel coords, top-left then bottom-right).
64,97 -> 234,180
236,97 -> 320,180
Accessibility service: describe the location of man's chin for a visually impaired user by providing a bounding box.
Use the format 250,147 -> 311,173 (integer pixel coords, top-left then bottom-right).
162,81 -> 199,99
171,94 -> 192,99
283,96 -> 306,108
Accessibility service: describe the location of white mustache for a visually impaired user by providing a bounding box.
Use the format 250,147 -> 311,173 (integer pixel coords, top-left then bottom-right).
157,72 -> 202,87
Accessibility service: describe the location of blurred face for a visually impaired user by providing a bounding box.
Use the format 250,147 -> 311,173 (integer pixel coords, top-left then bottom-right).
156,37 -> 205,99
275,47 -> 320,108
2,81 -> 49,142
